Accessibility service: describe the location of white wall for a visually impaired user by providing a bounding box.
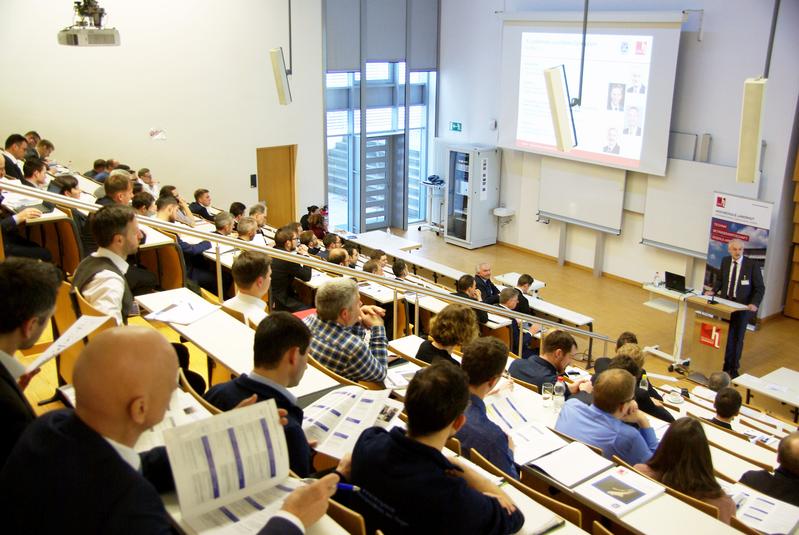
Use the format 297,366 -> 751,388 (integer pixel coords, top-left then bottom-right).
439,0 -> 799,317
0,0 -> 325,217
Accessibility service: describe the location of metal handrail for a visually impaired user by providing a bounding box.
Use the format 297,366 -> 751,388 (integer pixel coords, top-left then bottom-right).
1,180 -> 612,360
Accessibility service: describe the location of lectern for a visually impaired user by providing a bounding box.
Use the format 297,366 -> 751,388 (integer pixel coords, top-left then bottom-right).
684,296 -> 747,383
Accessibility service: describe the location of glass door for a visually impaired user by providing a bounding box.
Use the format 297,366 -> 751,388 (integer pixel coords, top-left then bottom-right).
363,136 -> 391,230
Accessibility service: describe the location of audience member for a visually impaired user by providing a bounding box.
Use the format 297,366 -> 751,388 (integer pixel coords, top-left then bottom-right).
318,233 -> 342,260
616,331 -> 638,350
635,418 -> 736,523
155,195 -> 217,292
711,387 -> 741,430
96,173 -> 133,207
85,159 -> 107,179
249,202 -> 268,228
189,188 -> 215,221
369,249 -> 388,269
72,205 -> 140,324
740,432 -> 799,506
159,185 -> 195,227
223,251 -> 271,326
21,158 -> 47,189
3,134 -> 27,180
346,245 -> 359,268
300,205 -> 319,231
236,216 -> 258,242
205,312 -> 320,476
136,168 -> 159,197
349,361 -> 524,534
556,368 -> 657,464
509,330 -> 591,398
213,211 -> 234,235
22,131 -> 40,159
457,337 -> 518,479
50,175 -> 96,253
270,227 -> 312,312
304,278 -> 387,382
608,354 -> 674,423
708,371 -> 731,392
0,258 -> 61,465
416,303 -> 479,366
511,274 -> 535,315
327,248 -> 349,266
131,191 -> 155,216
307,213 -> 327,239
229,201 -> 247,230
392,259 -> 409,280
453,274 -> 488,324
32,139 -> 55,162
93,157 -> 118,182
299,230 -> 320,255
362,259 -> 382,276
497,287 -> 539,358
475,262 -> 500,303
0,326 -> 337,534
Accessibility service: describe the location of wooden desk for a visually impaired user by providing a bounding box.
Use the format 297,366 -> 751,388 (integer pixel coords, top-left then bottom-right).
495,272 -> 547,295
345,230 -> 422,252
734,372 -> 799,423
390,248 -> 465,284
135,288 -> 339,401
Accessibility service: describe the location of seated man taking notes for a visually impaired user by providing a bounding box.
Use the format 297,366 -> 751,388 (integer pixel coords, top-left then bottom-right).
349,362 -> 524,534
555,369 -> 658,465
0,326 -> 339,534
508,330 -> 592,399
456,337 -> 518,480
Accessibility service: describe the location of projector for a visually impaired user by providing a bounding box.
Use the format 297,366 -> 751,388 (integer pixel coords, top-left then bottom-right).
57,0 -> 119,47
57,27 -> 120,46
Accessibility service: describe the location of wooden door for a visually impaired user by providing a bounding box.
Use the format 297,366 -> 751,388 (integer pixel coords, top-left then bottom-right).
256,145 -> 296,227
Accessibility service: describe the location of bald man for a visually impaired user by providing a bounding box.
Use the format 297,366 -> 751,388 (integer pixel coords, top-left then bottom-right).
740,432 -> 799,506
0,327 -> 339,534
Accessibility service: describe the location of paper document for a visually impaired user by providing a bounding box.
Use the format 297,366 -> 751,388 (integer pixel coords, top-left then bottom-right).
146,298 -> 218,325
384,362 -> 421,390
26,314 -> 111,374
530,442 -> 613,488
165,399 -> 306,534
135,389 -> 212,452
574,466 -> 665,517
501,483 -> 563,535
725,482 -> 799,535
302,387 -> 404,459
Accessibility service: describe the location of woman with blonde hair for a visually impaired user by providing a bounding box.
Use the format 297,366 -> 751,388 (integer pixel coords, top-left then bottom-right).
415,304 -> 479,366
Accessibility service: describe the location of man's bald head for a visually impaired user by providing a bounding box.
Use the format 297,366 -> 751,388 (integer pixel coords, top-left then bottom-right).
778,431 -> 799,476
74,327 -> 178,445
593,368 -> 635,414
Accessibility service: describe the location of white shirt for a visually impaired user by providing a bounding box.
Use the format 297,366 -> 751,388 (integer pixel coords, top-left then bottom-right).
81,248 -> 130,325
223,293 -> 268,326
0,349 -> 25,382
104,436 -> 142,472
137,179 -> 160,197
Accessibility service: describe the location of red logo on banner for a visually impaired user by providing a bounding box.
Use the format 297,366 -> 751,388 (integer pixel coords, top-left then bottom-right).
716,196 -> 726,208
700,323 -> 721,348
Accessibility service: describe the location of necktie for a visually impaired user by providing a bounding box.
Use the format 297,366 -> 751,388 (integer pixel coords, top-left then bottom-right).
728,260 -> 738,299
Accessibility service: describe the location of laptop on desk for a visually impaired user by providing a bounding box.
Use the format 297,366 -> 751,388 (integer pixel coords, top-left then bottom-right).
664,271 -> 693,293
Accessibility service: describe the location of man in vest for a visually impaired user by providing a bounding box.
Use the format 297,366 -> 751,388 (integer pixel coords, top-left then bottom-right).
72,205 -> 140,325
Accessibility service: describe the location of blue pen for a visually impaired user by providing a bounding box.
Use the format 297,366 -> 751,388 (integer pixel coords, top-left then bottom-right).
337,483 -> 361,492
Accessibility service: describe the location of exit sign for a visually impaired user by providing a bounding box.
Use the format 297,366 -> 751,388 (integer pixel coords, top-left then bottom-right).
449,121 -> 462,132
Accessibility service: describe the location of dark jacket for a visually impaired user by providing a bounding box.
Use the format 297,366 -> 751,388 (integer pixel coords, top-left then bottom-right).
452,291 -> 488,324
188,202 -> 214,222
712,256 -> 765,306
0,358 -> 36,468
349,427 -> 524,534
739,467 -> 799,507
3,155 -> 23,180
415,340 -> 458,366
270,256 -> 312,312
204,375 -> 312,477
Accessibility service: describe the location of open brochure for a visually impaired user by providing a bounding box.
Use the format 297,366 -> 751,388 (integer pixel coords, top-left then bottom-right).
145,298 -> 218,325
574,466 -> 665,517
483,390 -> 568,465
302,386 -> 404,459
135,389 -> 212,452
384,361 -> 421,390
723,482 -> 799,535
25,314 -> 112,374
164,399 -> 302,534
530,441 -> 613,488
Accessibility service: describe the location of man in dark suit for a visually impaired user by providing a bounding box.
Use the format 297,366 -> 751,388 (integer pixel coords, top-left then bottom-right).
475,262 -> 500,303
511,273 -> 535,316
0,326 -> 338,534
348,362 -> 525,534
271,227 -> 312,312
509,330 -> 592,399
0,258 -> 61,466
740,432 -> 799,506
710,386 -> 741,430
189,188 -> 215,222
708,239 -> 765,377
205,312 -> 316,476
453,274 -> 489,324
2,134 -> 27,180
496,288 -> 539,358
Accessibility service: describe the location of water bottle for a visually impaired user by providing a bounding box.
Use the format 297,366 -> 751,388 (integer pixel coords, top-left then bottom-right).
553,378 -> 566,411
653,272 -> 661,287
639,373 -> 649,391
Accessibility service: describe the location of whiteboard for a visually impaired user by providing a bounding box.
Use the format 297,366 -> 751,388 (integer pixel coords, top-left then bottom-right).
642,158 -> 757,258
539,157 -> 626,234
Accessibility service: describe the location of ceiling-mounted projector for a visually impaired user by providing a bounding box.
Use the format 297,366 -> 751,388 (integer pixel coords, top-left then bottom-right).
57,0 -> 120,47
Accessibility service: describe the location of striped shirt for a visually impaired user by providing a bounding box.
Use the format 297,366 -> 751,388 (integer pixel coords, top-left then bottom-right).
303,314 -> 388,382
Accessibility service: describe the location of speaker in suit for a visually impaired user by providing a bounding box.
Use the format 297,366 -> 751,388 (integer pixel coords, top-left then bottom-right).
710,247 -> 765,377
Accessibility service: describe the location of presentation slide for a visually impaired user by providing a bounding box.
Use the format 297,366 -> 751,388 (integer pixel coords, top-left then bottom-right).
497,13 -> 683,176
516,32 -> 652,168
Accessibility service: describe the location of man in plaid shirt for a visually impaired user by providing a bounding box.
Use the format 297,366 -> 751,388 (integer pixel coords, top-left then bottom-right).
304,278 -> 388,382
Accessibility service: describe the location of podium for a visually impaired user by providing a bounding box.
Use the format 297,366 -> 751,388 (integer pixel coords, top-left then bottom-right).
684,296 -> 748,382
